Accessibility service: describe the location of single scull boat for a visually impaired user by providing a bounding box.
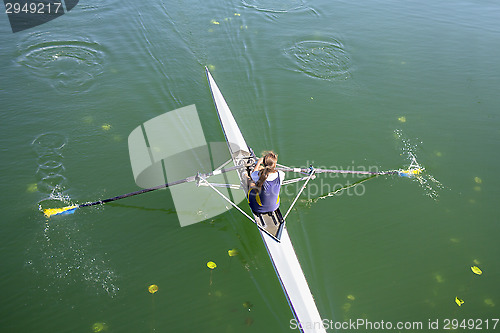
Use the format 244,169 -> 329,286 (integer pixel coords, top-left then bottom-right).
206,68 -> 326,333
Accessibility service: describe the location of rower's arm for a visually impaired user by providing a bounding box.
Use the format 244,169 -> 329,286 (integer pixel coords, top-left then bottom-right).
252,157 -> 264,173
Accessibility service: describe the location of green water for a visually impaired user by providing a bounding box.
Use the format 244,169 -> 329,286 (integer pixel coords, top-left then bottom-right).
1,0 -> 499,332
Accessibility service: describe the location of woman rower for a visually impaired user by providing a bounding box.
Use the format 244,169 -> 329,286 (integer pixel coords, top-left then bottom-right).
247,151 -> 285,214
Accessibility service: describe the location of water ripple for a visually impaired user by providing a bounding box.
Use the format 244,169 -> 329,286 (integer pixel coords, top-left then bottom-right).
32,133 -> 68,194
284,39 -> 352,81
17,32 -> 106,93
242,0 -> 306,13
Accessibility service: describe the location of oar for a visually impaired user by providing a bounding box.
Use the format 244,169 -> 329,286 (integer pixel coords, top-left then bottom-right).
43,165 -> 245,218
277,166 -> 423,178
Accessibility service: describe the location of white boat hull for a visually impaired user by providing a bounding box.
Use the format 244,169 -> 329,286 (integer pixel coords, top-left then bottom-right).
206,68 -> 326,333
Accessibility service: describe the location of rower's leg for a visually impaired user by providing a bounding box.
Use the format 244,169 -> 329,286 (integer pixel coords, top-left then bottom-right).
257,214 -> 266,227
269,212 -> 278,226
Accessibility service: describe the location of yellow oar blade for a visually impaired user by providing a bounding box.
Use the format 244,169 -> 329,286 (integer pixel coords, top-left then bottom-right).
398,168 -> 423,178
43,205 -> 79,218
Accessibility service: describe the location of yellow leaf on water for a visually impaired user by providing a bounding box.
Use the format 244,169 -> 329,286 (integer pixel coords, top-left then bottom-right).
207,261 -> 217,269
148,284 -> 158,294
398,116 -> 406,123
433,273 -> 445,283
471,266 -> 482,275
102,123 -> 111,131
342,303 -> 351,312
228,249 -> 238,257
92,322 -> 107,332
484,298 -> 495,307
26,183 -> 38,193
347,294 -> 355,301
455,297 -> 464,307
474,177 -> 482,184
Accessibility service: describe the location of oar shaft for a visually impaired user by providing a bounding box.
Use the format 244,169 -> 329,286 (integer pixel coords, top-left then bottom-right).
277,167 -> 397,176
78,165 -> 244,208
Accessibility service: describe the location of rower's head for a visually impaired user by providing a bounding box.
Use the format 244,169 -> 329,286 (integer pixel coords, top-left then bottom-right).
263,151 -> 277,170
255,151 -> 278,190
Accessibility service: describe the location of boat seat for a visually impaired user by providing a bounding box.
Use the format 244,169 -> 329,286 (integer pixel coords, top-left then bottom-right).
252,208 -> 284,241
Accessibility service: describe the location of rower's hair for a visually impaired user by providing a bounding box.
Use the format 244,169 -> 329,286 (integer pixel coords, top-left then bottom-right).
256,151 -> 278,190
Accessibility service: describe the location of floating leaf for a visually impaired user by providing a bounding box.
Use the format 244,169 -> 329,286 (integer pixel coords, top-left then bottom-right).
207,261 -> 217,269
101,123 -> 111,131
26,183 -> 38,193
398,116 -> 406,123
341,302 -> 351,312
474,177 -> 482,184
92,322 -> 107,332
243,301 -> 253,311
148,284 -> 159,294
471,266 -> 482,275
228,249 -> 239,257
455,297 -> 464,307
433,273 -> 445,283
484,298 -> 495,307
347,294 -> 355,301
